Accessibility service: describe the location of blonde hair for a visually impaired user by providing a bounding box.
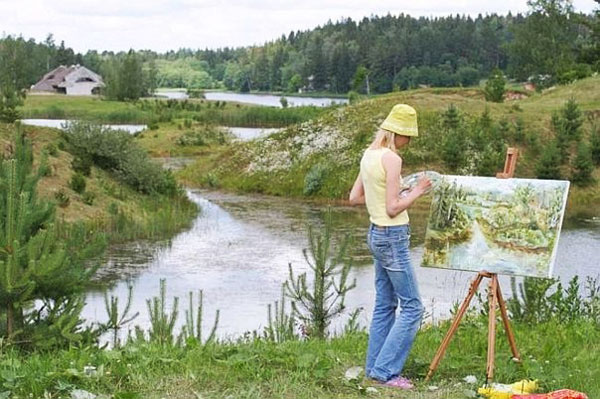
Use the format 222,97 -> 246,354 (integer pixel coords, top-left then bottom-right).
371,128 -> 397,151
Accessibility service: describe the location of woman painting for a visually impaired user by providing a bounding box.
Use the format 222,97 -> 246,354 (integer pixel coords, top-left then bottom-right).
349,104 -> 431,389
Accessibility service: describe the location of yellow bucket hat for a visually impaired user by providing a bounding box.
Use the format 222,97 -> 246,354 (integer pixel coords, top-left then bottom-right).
380,104 -> 418,137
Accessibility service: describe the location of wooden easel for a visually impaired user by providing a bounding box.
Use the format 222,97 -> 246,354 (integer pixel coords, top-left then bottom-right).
425,148 -> 521,383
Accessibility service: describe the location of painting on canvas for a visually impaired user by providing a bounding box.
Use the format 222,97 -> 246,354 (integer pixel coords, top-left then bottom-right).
421,176 -> 569,278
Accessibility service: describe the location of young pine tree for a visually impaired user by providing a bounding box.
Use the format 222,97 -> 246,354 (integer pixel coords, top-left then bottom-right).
0,129 -> 102,346
536,141 -> 563,180
284,211 -> 356,339
571,142 -> 595,186
484,68 -> 506,103
590,122 -> 600,166
552,99 -> 583,162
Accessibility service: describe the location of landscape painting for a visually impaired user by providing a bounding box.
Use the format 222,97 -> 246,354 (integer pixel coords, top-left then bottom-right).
422,176 -> 570,278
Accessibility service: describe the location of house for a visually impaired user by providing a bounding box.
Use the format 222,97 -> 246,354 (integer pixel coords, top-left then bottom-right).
31,65 -> 104,95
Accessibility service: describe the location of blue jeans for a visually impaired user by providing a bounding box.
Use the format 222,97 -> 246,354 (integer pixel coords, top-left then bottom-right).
365,224 -> 424,382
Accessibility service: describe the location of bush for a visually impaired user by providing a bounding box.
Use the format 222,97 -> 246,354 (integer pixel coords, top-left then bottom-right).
484,68 -> 506,103
347,90 -> 360,104
280,97 -> 289,108
63,122 -> 179,196
71,154 -> 93,176
54,189 -> 70,207
43,142 -> 58,157
70,172 -> 86,194
176,126 -> 232,147
82,191 -> 95,205
303,164 -> 328,196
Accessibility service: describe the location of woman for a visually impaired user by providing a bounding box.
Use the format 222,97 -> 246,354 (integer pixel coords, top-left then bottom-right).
349,104 -> 431,389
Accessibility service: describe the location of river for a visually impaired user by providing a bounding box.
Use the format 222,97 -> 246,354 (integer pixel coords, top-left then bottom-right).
155,89 -> 348,108
81,189 -> 600,343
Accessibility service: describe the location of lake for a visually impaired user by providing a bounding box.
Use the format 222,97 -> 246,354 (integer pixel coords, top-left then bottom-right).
81,189 -> 600,343
20,119 -> 147,134
155,89 -> 348,108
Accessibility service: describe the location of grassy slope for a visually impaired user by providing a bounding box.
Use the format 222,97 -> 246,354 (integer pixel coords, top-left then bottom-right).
0,123 -> 197,238
178,77 -> 600,212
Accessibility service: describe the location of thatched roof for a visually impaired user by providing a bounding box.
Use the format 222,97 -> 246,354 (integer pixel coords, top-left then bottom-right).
31,65 -> 104,92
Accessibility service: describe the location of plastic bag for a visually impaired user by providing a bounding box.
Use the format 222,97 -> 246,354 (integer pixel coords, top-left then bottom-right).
478,380 -> 539,399
513,389 -> 588,399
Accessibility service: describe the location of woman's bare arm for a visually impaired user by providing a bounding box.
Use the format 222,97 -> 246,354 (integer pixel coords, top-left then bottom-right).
382,151 -> 430,217
349,173 -> 366,205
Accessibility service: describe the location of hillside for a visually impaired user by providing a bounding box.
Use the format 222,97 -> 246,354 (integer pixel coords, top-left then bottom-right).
0,123 -> 197,242
179,77 -> 600,213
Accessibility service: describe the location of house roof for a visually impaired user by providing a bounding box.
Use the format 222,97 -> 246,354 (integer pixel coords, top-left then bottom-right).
31,65 -> 104,92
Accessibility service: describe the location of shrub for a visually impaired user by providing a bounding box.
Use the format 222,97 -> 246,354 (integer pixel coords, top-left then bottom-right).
303,164 -> 328,196
82,191 -> 95,205
347,90 -> 360,104
176,126 -> 232,147
280,97 -> 289,108
43,143 -> 59,157
71,154 -> 93,176
484,68 -> 506,103
63,122 -> 179,196
70,172 -> 86,194
54,189 -> 70,207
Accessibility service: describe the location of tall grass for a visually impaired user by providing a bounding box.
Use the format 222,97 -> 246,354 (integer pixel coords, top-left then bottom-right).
22,95 -> 330,127
84,194 -> 198,244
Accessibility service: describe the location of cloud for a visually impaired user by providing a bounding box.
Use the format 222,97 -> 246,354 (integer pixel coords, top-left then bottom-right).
1,0 -> 597,52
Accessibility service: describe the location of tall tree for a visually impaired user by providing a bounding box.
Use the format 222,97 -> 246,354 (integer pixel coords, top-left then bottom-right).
0,37 -> 28,122
508,0 -> 578,81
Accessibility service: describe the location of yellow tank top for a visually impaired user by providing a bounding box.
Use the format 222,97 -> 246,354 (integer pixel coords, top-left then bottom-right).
360,148 -> 409,226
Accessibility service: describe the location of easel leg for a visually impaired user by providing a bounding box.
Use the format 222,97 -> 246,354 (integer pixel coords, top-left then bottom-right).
426,273 -> 485,381
496,281 -> 520,361
486,275 -> 499,383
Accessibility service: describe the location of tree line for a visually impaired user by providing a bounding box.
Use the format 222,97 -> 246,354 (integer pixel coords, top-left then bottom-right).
0,0 -> 598,114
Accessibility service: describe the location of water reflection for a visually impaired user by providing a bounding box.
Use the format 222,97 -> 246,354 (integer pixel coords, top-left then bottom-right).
154,89 -> 348,108
82,190 -> 600,342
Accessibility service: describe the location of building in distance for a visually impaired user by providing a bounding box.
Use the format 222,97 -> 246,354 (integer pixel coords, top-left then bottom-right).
31,65 -> 104,96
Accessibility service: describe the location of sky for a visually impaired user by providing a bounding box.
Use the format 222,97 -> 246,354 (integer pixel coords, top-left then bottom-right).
0,0 -> 597,53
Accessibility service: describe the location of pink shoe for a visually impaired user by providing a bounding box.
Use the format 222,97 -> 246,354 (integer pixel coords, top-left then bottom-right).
380,376 -> 414,389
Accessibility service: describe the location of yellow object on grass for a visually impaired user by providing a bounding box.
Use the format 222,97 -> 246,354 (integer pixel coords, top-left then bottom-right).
478,380 -> 539,399
380,104 -> 419,137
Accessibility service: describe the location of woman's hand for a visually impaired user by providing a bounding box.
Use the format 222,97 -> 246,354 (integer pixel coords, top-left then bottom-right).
412,175 -> 432,196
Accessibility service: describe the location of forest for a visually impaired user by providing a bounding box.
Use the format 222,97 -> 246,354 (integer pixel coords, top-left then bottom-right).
0,0 -> 599,100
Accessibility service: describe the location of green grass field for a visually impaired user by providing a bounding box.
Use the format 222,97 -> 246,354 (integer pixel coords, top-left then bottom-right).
1,317 -> 597,398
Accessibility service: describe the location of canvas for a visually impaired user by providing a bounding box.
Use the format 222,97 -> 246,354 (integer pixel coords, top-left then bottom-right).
421,176 -> 570,278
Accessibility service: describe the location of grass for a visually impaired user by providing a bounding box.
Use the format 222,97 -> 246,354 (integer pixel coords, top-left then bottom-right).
20,94 -> 330,127
0,317 -> 597,398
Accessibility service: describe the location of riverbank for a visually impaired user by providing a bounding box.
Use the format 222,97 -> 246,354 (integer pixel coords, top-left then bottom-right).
0,123 -> 198,244
178,76 -> 600,213
2,317 -> 597,398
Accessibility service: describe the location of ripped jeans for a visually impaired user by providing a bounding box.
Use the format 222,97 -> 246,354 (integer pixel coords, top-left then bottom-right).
365,224 -> 424,382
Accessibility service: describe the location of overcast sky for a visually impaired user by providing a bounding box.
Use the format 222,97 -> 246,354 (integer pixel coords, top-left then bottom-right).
0,0 -> 597,53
